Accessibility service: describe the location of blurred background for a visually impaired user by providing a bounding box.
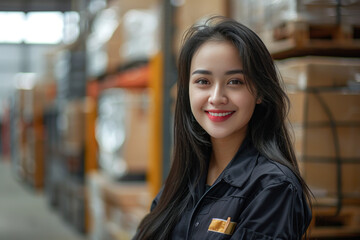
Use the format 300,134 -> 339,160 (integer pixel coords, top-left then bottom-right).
0,0 -> 359,239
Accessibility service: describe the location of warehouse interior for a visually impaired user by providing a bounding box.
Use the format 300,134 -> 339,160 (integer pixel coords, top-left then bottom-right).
0,0 -> 359,239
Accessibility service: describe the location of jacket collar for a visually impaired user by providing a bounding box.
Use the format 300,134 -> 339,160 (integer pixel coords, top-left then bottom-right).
219,137 -> 259,188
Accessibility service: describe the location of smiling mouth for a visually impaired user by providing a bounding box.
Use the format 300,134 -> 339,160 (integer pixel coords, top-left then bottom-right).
205,111 -> 235,122
207,111 -> 233,117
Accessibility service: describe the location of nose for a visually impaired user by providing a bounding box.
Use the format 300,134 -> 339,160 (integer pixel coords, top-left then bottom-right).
208,84 -> 228,105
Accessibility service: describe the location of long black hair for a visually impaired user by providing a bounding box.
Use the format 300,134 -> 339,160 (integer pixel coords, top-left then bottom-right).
135,16 -> 312,239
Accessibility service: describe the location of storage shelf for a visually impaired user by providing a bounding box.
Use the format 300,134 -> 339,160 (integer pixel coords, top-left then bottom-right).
87,65 -> 150,98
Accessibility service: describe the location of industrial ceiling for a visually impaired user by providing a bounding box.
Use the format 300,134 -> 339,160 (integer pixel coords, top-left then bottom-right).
0,0 -> 73,12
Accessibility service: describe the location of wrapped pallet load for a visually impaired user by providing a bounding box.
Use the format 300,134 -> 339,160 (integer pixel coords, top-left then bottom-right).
276,56 -> 360,205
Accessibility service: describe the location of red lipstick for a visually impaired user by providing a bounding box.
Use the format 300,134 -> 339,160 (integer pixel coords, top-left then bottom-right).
205,110 -> 234,122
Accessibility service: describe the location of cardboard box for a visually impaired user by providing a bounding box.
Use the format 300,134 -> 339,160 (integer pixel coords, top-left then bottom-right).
302,162 -> 360,198
88,0 -> 160,75
293,125 -> 360,159
87,172 -> 151,240
230,0 -> 360,32
123,90 -> 150,173
175,0 -> 229,54
96,89 -> 150,176
287,89 -> 360,200
288,91 -> 360,159
277,57 -> 360,89
62,100 -> 85,155
16,80 -> 56,189
289,90 -> 360,158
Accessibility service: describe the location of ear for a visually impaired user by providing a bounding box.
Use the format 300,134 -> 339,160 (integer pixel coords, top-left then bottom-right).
256,97 -> 262,104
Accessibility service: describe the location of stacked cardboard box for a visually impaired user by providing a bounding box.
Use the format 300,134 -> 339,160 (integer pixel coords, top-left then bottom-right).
86,0 -> 160,77
96,89 -> 150,178
230,0 -> 360,33
87,172 -> 151,240
174,0 -> 228,55
16,81 -> 57,189
230,0 -> 360,58
277,57 -> 360,201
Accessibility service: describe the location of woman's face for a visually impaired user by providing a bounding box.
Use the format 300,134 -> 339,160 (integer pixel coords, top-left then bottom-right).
189,40 -> 260,142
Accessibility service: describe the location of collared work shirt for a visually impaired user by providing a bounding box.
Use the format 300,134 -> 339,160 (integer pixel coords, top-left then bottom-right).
150,141 -> 312,239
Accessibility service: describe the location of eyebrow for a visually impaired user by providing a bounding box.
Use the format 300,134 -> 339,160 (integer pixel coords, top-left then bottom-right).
226,69 -> 244,75
191,69 -> 244,75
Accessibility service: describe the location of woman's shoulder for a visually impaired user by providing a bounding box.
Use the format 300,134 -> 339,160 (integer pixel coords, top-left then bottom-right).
249,154 -> 304,193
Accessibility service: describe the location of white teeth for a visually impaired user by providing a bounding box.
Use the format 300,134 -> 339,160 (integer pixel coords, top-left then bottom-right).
208,112 -> 233,117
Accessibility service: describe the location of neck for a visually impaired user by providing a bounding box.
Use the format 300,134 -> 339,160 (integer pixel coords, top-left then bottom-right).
207,133 -> 246,185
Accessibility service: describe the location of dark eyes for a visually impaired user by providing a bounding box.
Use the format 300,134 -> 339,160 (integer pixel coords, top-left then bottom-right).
195,79 -> 210,85
228,79 -> 244,85
193,78 -> 244,86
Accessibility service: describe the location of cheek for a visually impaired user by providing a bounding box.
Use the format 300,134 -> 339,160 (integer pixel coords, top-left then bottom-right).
189,87 -> 203,112
234,94 -> 257,113
189,89 -> 196,116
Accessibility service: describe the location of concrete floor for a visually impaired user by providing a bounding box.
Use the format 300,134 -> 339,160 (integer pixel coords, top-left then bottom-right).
0,159 -> 88,240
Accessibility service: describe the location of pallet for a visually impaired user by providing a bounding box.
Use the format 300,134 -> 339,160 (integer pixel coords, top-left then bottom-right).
309,205 -> 360,239
260,21 -> 360,59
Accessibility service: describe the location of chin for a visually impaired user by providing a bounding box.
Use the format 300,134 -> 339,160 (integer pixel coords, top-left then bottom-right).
207,131 -> 232,140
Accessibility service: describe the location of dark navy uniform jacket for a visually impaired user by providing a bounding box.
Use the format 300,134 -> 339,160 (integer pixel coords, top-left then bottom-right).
150,139 -> 312,239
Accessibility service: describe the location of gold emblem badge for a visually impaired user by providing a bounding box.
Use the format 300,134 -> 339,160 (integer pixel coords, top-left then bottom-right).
208,217 -> 237,235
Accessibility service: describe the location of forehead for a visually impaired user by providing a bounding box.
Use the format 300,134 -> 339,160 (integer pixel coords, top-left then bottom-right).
190,40 -> 242,71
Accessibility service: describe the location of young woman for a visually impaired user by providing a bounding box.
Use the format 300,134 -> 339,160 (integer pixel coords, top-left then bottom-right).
134,16 -> 312,240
